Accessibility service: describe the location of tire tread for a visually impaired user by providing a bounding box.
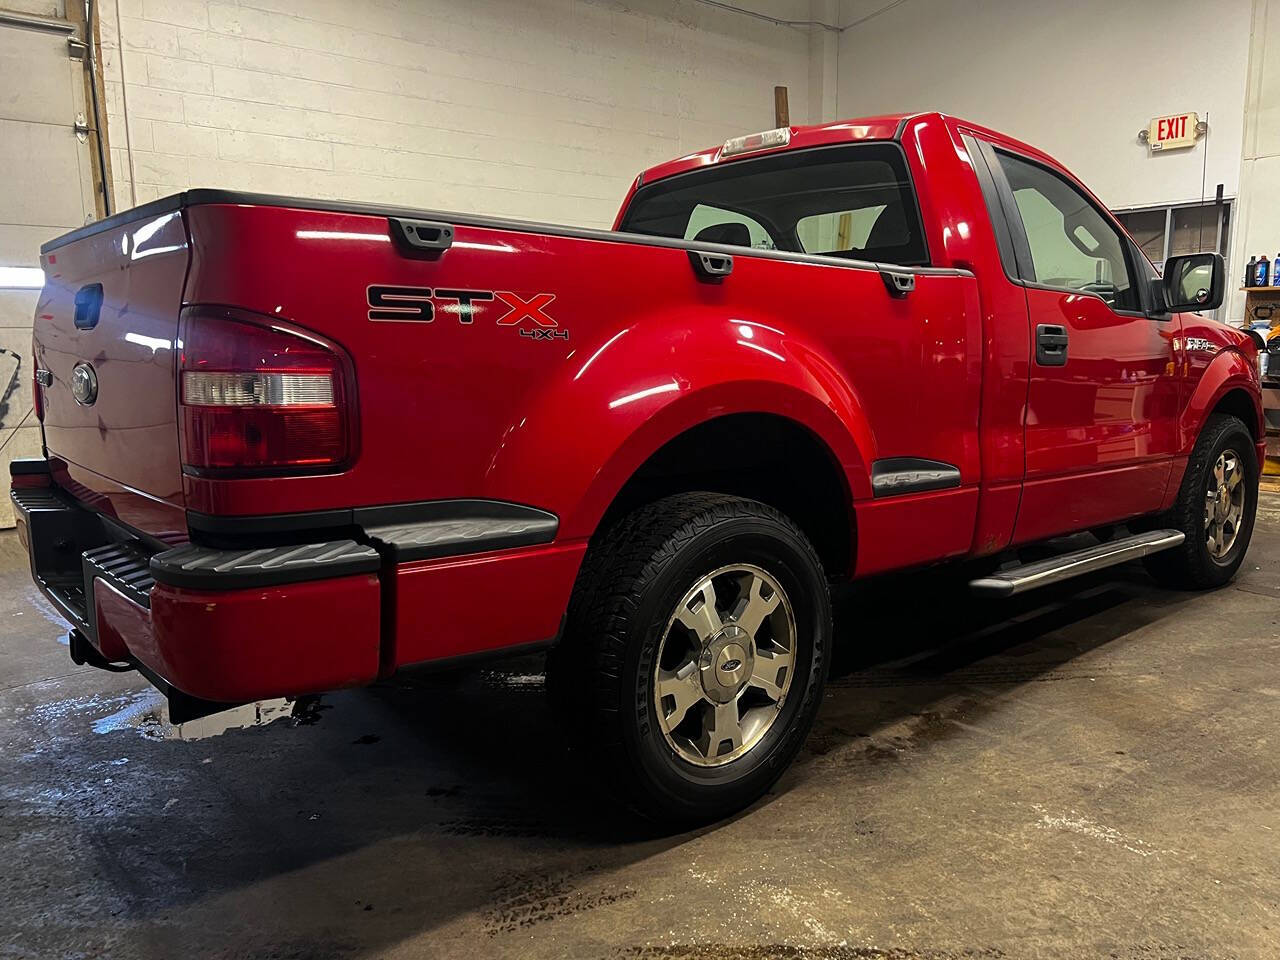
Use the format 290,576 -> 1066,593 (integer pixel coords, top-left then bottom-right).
1144,413 -> 1257,589
548,493 -> 828,820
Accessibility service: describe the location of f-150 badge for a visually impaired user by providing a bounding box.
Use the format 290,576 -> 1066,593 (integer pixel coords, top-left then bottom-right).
1184,337 -> 1218,353
366,285 -> 565,339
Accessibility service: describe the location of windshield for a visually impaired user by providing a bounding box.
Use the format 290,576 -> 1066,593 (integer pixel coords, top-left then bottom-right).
619,143 -> 929,266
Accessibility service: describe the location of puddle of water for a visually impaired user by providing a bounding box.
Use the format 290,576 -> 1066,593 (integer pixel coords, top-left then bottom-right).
23,585 -> 72,638
92,688 -> 313,741
32,690 -> 140,726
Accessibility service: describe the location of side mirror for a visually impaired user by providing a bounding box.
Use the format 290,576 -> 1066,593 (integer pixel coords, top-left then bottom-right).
1158,252 -> 1225,314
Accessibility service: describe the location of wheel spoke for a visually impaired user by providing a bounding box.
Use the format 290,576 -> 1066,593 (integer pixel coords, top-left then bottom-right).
697,701 -> 743,758
656,661 -> 704,729
1227,467 -> 1242,491
732,573 -> 780,637
747,648 -> 793,701
655,562 -> 799,767
677,582 -> 722,642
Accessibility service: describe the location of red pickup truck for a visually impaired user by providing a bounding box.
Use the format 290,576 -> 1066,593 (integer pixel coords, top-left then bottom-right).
14,113 -> 1263,821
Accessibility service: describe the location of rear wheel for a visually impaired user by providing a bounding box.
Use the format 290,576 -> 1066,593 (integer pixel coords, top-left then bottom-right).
1144,413 -> 1258,589
548,493 -> 831,823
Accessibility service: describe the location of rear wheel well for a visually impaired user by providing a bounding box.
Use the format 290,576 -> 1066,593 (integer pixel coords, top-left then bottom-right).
1211,388 -> 1260,442
598,414 -> 854,577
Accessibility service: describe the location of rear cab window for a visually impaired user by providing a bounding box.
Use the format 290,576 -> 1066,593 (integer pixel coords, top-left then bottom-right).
620,143 -> 929,267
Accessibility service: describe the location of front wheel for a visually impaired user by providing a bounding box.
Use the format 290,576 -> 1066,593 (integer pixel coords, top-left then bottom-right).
548,493 -> 831,823
1144,413 -> 1259,589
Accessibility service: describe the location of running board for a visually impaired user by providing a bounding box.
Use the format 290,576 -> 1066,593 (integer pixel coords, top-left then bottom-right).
969,529 -> 1185,598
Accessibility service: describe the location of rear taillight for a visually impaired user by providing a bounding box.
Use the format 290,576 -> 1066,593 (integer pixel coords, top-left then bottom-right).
178,308 -> 355,473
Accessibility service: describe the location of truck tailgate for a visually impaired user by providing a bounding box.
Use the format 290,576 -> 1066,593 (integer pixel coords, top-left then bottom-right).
35,206 -> 189,541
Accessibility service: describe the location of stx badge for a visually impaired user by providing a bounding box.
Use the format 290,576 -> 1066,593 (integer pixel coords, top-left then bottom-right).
494,292 -> 557,327
1184,337 -> 1218,353
366,285 -> 564,339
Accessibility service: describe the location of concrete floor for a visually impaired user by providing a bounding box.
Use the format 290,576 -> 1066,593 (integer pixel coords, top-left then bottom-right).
3,501 -> 1280,960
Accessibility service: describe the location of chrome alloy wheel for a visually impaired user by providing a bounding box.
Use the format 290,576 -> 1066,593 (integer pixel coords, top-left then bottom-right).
1205,450 -> 1246,561
653,563 -> 797,767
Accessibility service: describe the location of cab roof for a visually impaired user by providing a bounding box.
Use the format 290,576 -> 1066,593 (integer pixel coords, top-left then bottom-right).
634,112 -> 1062,189
636,114 -> 917,186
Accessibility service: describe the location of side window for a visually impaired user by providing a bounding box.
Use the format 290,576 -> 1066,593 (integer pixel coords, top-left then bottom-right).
683,204 -> 775,249
996,151 -> 1138,311
795,205 -> 889,256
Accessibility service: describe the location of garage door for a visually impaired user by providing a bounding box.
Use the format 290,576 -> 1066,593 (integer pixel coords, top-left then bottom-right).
0,13 -> 98,527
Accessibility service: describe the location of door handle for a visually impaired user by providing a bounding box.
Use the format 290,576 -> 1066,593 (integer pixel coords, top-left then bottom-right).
1036,323 -> 1068,366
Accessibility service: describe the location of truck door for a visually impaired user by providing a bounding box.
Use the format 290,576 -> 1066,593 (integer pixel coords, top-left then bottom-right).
982,146 -> 1180,543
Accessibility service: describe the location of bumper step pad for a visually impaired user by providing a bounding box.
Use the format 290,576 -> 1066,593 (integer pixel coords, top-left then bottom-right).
150,540 -> 381,590
84,542 -> 154,608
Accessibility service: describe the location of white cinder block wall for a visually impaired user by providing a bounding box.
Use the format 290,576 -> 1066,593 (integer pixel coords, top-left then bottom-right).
834,0 -> 1251,213
99,0 -> 818,228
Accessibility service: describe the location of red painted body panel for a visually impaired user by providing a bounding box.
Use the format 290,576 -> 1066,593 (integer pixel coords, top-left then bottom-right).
915,118 -> 1037,555
33,213 -> 187,534
122,573 -> 381,702
1012,290 -> 1180,542
178,202 -> 982,551
390,542 -> 587,668
22,112 -> 1265,706
854,486 -> 979,576
54,459 -> 188,544
1176,329 -> 1263,452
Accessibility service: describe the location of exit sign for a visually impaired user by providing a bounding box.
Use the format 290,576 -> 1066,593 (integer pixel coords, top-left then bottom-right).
1146,112 -> 1200,152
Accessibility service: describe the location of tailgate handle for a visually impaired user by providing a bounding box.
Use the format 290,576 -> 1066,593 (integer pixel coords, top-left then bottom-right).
73,283 -> 103,330
688,250 -> 733,281
388,218 -> 454,254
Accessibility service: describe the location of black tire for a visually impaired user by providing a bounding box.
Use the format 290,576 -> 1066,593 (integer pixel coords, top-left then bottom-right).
547,493 -> 831,823
1144,413 -> 1258,589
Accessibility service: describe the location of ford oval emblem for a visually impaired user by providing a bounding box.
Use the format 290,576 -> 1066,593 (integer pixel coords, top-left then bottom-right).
71,362 -> 98,406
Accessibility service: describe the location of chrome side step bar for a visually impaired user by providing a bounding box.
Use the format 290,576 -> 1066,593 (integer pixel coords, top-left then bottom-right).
969,529 -> 1185,598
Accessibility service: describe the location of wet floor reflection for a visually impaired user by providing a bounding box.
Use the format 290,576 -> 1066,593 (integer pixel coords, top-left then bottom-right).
90,687 -> 317,741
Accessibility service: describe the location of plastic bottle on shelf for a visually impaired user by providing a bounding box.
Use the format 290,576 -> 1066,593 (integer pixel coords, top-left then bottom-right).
1247,254 -> 1258,287
1257,253 -> 1271,287
1273,253 -> 1280,286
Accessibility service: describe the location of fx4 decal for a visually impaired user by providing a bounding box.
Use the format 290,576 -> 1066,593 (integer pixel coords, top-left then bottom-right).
366,285 -> 564,338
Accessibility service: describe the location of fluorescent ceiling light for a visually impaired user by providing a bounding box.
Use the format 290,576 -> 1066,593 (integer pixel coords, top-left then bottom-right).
0,267 -> 44,289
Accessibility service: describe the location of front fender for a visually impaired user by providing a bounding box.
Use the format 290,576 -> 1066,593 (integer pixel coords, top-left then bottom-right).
483,310 -> 875,541
1179,347 -> 1263,453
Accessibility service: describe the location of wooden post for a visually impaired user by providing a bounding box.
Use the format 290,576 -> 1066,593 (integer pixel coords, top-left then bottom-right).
67,2 -> 115,218
774,86 -> 790,128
